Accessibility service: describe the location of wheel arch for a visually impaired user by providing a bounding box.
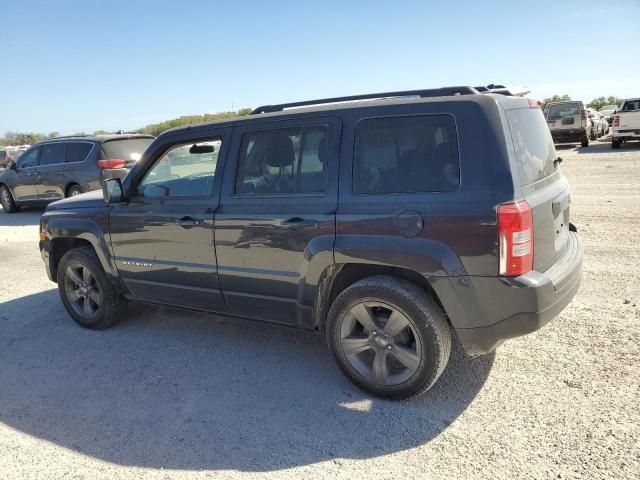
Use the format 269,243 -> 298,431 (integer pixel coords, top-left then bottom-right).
313,263 -> 455,334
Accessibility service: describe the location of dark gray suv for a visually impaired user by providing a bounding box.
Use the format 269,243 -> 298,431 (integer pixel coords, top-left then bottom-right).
39,87 -> 583,399
0,134 -> 154,213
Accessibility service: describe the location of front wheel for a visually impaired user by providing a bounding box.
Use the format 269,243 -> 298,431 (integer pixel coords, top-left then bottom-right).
0,185 -> 18,213
57,246 -> 127,329
327,276 -> 452,399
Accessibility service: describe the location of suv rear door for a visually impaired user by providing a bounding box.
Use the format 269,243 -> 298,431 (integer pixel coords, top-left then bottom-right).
108,129 -> 230,311
504,105 -> 571,273
214,116 -> 340,327
546,102 -> 585,132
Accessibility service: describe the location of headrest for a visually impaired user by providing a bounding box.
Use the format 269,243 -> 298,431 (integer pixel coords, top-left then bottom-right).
264,133 -> 295,168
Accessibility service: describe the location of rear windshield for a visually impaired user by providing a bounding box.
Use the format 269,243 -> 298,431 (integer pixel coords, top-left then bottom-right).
505,108 -> 557,185
102,138 -> 153,163
547,102 -> 581,120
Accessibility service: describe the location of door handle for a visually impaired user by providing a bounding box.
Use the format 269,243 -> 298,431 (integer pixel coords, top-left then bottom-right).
281,217 -> 319,230
175,216 -> 206,228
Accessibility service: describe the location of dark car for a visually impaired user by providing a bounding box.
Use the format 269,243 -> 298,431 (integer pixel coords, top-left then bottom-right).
39,86 -> 583,399
0,134 -> 154,213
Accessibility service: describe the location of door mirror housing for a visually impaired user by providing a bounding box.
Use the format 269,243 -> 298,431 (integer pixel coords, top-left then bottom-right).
103,177 -> 124,203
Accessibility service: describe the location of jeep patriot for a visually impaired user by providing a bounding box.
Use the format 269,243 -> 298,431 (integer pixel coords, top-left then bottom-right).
39,86 -> 583,399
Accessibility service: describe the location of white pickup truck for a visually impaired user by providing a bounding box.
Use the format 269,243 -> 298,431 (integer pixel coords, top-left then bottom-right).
612,98 -> 640,149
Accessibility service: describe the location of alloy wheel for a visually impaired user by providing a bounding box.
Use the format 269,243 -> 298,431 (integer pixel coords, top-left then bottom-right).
339,301 -> 422,386
63,263 -> 102,319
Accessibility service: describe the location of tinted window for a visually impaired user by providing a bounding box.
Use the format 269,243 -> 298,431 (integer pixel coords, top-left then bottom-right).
16,147 -> 39,168
138,139 -> 221,197
505,108 -> 557,185
547,102 -> 581,120
39,143 -> 67,166
66,142 -> 93,163
622,99 -> 640,112
235,126 -> 327,195
102,138 -> 153,166
353,115 -> 459,194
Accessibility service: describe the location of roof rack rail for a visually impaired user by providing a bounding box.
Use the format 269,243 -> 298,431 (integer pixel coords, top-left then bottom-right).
250,86 -> 481,114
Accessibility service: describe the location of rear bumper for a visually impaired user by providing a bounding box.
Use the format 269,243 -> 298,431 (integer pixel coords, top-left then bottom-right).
612,129 -> 640,140
550,128 -> 587,143
449,231 -> 583,355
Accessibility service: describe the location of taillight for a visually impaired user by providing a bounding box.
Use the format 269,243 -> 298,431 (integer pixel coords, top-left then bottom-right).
498,200 -> 534,276
97,159 -> 126,169
613,115 -> 620,127
527,98 -> 542,109
581,110 -> 587,120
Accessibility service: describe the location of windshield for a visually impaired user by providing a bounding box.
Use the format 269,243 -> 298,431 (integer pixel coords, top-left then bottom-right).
506,108 -> 557,185
547,102 -> 581,120
102,138 -> 154,165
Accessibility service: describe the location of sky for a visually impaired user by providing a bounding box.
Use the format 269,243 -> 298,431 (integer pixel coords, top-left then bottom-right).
1,0 -> 639,135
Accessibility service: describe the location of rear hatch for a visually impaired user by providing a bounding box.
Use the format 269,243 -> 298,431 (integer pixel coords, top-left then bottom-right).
504,105 -> 571,272
101,137 -> 154,168
545,102 -> 584,131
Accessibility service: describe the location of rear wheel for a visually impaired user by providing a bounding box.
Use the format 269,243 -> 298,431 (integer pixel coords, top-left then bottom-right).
0,185 -> 18,213
612,138 -> 622,149
581,136 -> 589,148
67,184 -> 84,197
327,276 -> 451,399
57,246 -> 126,329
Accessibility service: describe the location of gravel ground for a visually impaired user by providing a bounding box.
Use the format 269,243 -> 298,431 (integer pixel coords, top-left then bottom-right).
0,139 -> 639,479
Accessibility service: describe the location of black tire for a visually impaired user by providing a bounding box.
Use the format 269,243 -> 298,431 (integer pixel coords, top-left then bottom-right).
581,136 -> 589,148
67,184 -> 84,197
612,139 -> 621,149
0,185 -> 19,213
56,246 -> 127,329
327,275 -> 452,400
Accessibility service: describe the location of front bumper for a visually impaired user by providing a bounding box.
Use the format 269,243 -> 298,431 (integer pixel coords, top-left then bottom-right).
452,231 -> 583,355
550,128 -> 587,143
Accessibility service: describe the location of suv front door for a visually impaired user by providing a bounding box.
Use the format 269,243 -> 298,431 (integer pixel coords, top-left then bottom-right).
108,129 -> 230,311
35,142 -> 68,201
215,117 -> 340,327
11,146 -> 40,202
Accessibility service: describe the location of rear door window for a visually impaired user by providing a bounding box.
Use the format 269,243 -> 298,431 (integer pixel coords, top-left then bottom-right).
235,126 -> 327,195
505,108 -> 557,185
39,143 -> 67,166
66,142 -> 93,163
353,115 -> 459,194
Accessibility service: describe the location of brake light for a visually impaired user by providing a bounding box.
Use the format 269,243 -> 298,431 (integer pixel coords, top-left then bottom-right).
97,159 -> 126,169
613,115 -> 620,127
581,110 -> 587,120
527,98 -> 542,109
498,200 -> 533,276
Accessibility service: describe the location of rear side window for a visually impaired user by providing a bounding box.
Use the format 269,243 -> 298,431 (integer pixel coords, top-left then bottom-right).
546,102 -> 581,120
505,108 -> 557,185
39,143 -> 67,166
66,142 -> 93,163
235,126 -> 327,195
102,138 -> 153,165
353,115 -> 459,194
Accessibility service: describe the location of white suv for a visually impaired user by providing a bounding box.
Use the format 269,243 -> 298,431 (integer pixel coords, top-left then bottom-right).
612,98 -> 640,149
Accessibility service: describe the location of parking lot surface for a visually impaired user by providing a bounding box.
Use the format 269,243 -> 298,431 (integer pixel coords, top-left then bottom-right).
0,140 -> 639,479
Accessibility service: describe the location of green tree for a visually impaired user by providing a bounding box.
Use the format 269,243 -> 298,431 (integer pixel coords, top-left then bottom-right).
588,96 -> 623,111
47,131 -> 59,138
541,94 -> 571,110
135,108 -> 251,136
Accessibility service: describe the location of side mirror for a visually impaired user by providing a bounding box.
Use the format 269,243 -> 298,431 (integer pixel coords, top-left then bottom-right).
103,177 -> 124,203
9,160 -> 17,171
